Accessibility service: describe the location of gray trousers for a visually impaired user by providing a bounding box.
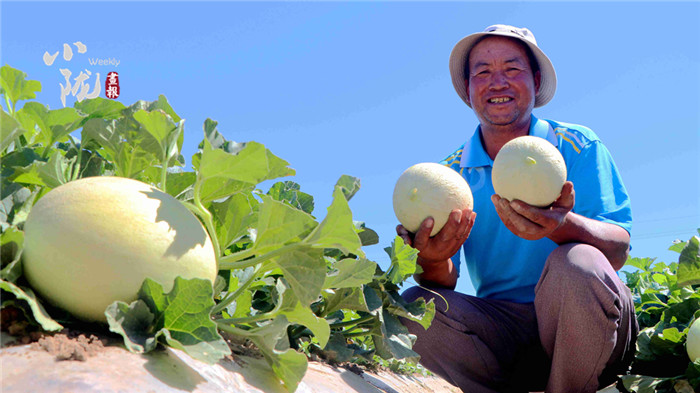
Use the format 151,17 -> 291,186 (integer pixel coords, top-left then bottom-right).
401,243 -> 638,393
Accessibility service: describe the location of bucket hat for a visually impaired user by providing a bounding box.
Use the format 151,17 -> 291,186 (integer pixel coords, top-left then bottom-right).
449,24 -> 556,108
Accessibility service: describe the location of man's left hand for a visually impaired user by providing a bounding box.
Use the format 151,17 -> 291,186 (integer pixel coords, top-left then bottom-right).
491,181 -> 575,241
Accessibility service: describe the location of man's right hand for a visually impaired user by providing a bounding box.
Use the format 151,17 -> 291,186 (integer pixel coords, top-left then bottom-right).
396,208 -> 476,288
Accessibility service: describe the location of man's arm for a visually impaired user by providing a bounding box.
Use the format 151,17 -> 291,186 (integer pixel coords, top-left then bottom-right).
396,209 -> 476,289
492,181 -> 631,271
547,212 -> 630,270
414,256 -> 460,289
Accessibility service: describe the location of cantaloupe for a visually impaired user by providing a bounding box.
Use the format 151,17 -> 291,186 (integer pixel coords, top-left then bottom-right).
22,176 -> 218,322
392,163 -> 473,237
492,136 -> 567,207
687,319 -> 700,362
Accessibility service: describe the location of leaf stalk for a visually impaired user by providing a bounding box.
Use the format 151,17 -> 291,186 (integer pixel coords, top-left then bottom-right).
219,243 -> 303,270
192,174 -> 221,260
329,314 -> 375,329
341,330 -> 372,338
211,262 -> 266,316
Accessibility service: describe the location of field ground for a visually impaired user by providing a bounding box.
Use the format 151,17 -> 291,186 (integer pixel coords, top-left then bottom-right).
0,331 -> 461,393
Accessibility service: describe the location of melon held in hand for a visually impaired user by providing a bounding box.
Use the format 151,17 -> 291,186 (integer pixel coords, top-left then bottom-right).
492,135 -> 567,207
393,162 -> 473,237
22,176 -> 218,322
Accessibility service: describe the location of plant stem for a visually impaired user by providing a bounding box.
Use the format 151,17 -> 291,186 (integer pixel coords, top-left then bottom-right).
215,260 -> 282,323
342,330 -> 372,338
215,321 -> 252,337
218,247 -> 257,266
216,290 -> 283,326
182,201 -> 202,216
5,95 -> 14,116
340,324 -> 365,335
69,135 -> 82,181
1,97 -> 21,151
329,314 -> 375,329
192,174 -> 221,260
160,161 -> 168,194
217,309 -> 277,326
210,262 -> 265,316
219,243 -> 302,270
41,139 -> 53,160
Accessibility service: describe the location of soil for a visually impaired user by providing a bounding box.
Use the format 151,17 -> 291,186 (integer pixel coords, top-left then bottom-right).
0,305 -> 43,345
1,306 -> 112,361
31,333 -> 106,361
1,303 -> 424,384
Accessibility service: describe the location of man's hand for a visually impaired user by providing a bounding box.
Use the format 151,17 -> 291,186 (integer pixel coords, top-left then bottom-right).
396,208 -> 476,263
396,208 -> 476,289
492,181 -> 575,241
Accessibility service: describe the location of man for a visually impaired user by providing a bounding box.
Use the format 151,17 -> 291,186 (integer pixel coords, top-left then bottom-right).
399,25 -> 638,393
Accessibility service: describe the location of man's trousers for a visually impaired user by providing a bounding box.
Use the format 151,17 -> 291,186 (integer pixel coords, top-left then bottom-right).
401,243 -> 638,393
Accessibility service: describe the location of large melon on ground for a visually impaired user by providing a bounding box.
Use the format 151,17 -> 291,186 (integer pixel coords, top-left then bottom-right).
687,319 -> 700,362
22,176 -> 218,322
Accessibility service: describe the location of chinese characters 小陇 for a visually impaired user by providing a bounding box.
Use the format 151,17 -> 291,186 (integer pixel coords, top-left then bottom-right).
43,41 -> 101,107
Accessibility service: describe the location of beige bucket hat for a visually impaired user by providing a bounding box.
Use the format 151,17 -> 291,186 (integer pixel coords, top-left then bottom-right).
449,24 -> 557,108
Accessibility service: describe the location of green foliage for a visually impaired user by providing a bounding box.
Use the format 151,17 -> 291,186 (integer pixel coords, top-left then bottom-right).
0,280 -> 62,332
0,66 -> 41,113
621,230 -> 700,392
371,355 -> 432,376
105,277 -> 230,364
0,65 -> 434,392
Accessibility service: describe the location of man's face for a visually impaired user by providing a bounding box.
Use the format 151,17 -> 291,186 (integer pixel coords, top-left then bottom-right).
465,36 -> 541,131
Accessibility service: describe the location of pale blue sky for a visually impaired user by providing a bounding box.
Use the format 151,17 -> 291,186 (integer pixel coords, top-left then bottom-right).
2,1 -> 698,296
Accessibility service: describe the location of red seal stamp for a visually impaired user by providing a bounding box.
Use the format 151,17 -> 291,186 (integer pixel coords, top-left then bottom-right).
105,71 -> 119,99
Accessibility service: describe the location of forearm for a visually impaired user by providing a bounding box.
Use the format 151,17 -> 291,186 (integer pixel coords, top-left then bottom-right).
548,212 -> 630,270
414,256 -> 458,290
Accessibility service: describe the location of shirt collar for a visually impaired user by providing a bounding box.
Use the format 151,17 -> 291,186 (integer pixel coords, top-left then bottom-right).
460,114 -> 558,168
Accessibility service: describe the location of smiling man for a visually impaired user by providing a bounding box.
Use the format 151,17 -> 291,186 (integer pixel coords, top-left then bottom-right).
398,25 -> 638,393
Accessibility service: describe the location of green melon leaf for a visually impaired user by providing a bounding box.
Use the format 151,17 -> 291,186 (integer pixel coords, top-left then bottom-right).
323,258 -> 376,289
192,137 -> 294,203
677,236 -> 700,287
0,280 -> 62,331
278,290 -> 330,347
384,236 -> 420,285
107,277 -> 230,365
273,248 -> 326,306
234,315 -> 308,392
252,195 -> 317,255
267,181 -> 315,214
0,65 -> 41,107
73,97 -> 126,120
105,299 -> 157,353
304,186 -> 364,257
1,110 -> 25,153
335,175 -> 361,201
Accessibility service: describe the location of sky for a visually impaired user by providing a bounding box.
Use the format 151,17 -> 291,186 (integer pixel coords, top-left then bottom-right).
2,1 -> 699,297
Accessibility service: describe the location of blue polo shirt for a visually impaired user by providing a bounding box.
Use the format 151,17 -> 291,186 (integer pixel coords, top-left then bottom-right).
440,115 -> 632,303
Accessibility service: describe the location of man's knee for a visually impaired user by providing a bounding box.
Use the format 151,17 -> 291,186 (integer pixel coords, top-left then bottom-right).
542,243 -> 614,284
535,243 -> 626,313
535,244 -> 638,389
